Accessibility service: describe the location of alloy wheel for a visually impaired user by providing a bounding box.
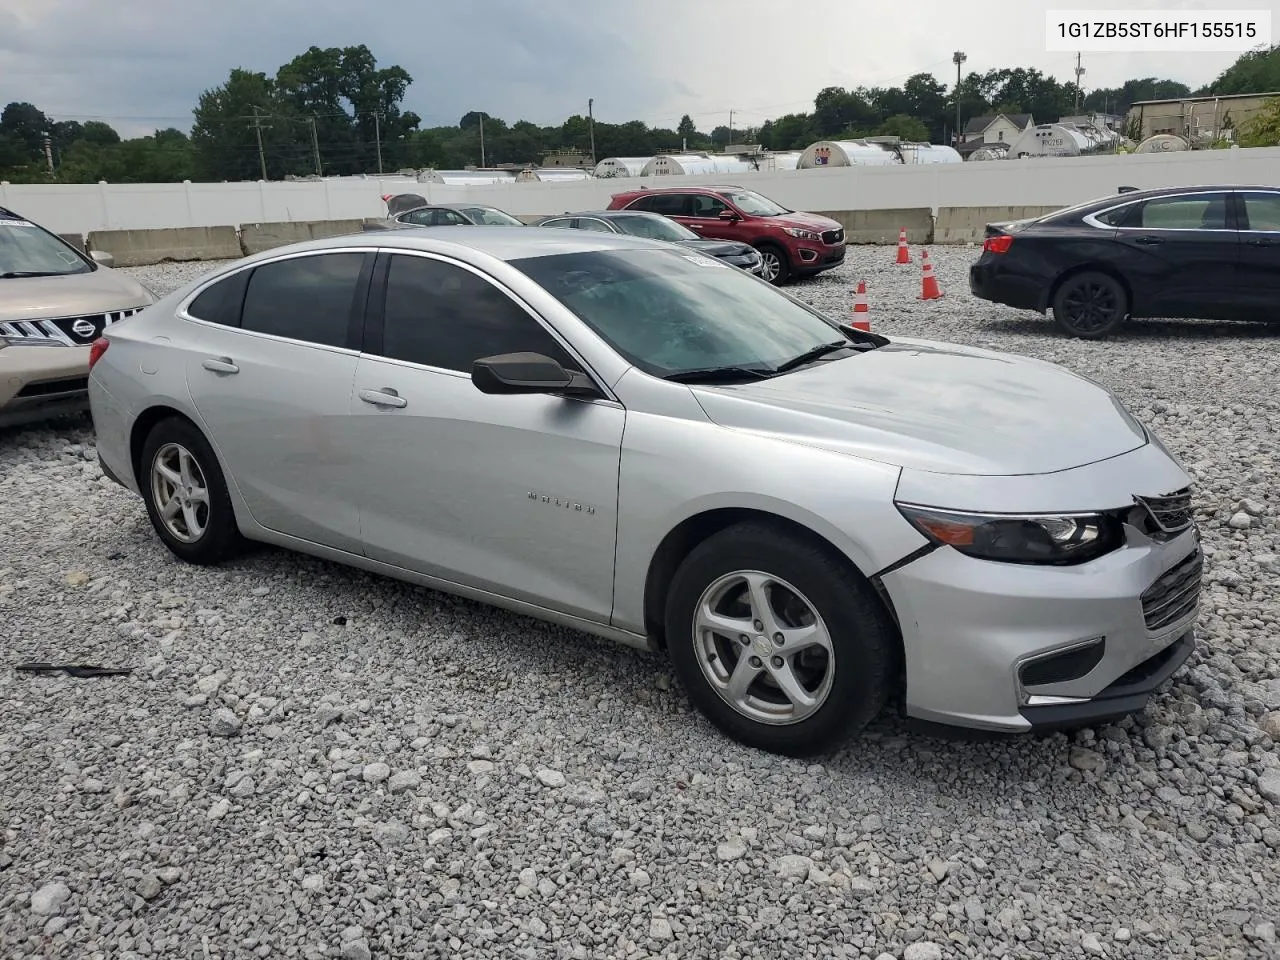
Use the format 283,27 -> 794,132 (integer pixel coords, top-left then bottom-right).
150,442 -> 210,543
692,570 -> 835,725
1062,280 -> 1121,334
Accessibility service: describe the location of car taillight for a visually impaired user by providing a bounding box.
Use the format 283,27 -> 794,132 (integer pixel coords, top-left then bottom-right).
984,235 -> 1014,254
88,337 -> 109,371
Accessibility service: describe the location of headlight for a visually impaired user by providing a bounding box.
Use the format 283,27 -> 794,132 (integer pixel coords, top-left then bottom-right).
895,503 -> 1123,566
784,227 -> 821,241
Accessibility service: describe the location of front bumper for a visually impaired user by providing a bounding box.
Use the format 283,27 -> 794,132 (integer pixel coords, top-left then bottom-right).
794,241 -> 846,273
881,520 -> 1201,734
0,344 -> 91,428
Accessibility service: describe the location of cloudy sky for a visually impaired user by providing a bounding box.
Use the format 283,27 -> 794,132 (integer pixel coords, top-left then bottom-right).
2,0 -> 1263,138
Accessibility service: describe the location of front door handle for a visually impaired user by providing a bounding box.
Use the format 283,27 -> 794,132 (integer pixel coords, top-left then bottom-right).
359,388 -> 407,409
201,357 -> 239,374
1132,236 -> 1164,245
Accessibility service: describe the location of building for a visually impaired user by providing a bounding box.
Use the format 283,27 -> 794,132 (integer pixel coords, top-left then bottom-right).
540,151 -> 592,168
1127,92 -> 1280,142
1059,113 -> 1124,133
956,113 -> 1034,158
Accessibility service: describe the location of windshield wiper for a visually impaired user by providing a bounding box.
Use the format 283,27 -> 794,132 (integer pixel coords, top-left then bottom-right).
662,365 -> 777,384
0,270 -> 64,279
773,341 -> 855,373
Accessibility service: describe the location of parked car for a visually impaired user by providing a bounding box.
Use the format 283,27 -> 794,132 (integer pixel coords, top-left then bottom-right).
364,196 -> 526,231
535,210 -> 764,275
969,184 -> 1280,339
88,228 -> 1200,756
606,184 -> 845,285
1,206 -> 155,429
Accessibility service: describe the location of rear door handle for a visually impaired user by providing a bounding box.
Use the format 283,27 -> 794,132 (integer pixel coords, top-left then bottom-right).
201,357 -> 239,374
359,388 -> 408,409
1133,236 -> 1164,245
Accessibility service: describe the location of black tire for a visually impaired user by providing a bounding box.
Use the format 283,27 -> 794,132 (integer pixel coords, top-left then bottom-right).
1051,271 -> 1128,340
664,521 -> 897,757
139,417 -> 242,565
754,243 -> 791,286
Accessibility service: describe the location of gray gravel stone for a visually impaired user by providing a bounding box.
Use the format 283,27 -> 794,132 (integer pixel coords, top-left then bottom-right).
29,882 -> 70,916
361,762 -> 390,783
904,943 -> 943,960
535,768 -> 566,788
716,837 -> 748,861
776,854 -> 812,880
209,707 -> 241,737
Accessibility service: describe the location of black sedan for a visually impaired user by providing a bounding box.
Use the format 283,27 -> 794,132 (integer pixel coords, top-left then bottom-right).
534,210 -> 765,275
969,184 -> 1280,339
365,196 -> 527,231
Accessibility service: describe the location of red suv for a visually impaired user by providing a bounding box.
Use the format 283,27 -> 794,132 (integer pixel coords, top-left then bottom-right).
606,185 -> 846,285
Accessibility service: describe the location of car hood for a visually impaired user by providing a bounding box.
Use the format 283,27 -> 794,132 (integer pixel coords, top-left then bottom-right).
677,238 -> 756,257
1,269 -> 154,323
689,337 -> 1148,476
771,211 -> 843,233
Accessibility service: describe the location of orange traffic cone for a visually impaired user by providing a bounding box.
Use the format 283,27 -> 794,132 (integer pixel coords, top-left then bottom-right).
851,281 -> 871,331
895,227 -> 911,264
919,249 -> 942,300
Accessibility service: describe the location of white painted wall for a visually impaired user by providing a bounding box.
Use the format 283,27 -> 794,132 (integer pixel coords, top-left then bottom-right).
4,147 -> 1279,235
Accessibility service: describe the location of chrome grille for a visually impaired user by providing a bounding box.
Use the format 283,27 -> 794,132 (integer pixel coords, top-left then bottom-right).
1133,487 -> 1194,536
822,228 -> 845,245
1141,549 -> 1202,632
0,308 -> 143,347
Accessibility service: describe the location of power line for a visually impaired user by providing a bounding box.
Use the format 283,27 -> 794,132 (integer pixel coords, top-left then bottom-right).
249,106 -> 270,181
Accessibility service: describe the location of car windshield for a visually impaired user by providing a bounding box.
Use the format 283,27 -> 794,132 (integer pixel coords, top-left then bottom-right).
722,189 -> 790,217
511,248 -> 850,378
609,215 -> 698,242
463,207 -> 524,226
0,215 -> 91,278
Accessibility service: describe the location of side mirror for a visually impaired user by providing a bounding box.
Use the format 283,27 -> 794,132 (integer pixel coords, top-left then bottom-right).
90,249 -> 115,268
472,352 -> 599,398
718,209 -> 739,221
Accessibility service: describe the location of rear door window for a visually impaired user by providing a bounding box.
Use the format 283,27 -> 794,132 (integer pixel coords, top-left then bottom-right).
1241,192 -> 1280,231
629,193 -> 692,216
239,252 -> 367,348
1135,194 -> 1231,230
186,270 -> 250,327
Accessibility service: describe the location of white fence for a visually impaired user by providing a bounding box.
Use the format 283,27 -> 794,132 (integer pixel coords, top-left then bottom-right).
4,147 -> 1280,236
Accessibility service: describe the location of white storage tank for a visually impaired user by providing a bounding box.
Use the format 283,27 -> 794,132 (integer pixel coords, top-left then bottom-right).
594,157 -> 652,178
420,169 -> 519,186
639,154 -> 756,176
968,146 -> 1008,161
1007,124 -> 1093,158
898,143 -> 963,164
797,140 -> 900,168
758,151 -> 802,171
515,167 -> 593,182
1135,134 -> 1190,153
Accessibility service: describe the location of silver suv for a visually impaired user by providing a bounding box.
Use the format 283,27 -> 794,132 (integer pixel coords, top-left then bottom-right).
86,228 -> 1201,756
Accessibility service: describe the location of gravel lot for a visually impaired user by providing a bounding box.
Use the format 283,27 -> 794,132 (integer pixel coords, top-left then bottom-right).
2,246 -> 1279,960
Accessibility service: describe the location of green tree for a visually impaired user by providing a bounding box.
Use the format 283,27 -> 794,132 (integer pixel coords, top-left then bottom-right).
677,114 -> 697,139
1237,95 -> 1280,146
874,114 -> 930,141
1,102 -> 51,161
1207,44 -> 1280,95
191,68 -> 290,181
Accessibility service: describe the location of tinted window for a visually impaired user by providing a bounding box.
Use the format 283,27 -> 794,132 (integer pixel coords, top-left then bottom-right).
1092,204 -> 1136,227
400,209 -> 436,226
187,270 -> 249,326
240,253 -> 365,348
575,218 -> 616,233
380,255 -> 577,373
629,193 -> 691,216
1242,192 -> 1280,231
1138,194 -> 1230,230
538,218 -> 573,229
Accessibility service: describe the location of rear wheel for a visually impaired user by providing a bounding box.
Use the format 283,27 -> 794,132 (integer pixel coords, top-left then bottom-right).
1051,271 -> 1128,340
755,244 -> 791,286
664,522 -> 897,757
140,417 -> 242,565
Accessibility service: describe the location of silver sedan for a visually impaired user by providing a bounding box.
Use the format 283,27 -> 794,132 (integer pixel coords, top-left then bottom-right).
87,228 -> 1202,756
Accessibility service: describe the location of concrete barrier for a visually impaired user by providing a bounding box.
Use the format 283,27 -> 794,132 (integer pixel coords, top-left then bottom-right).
812,208 -> 933,244
934,206 -> 1064,244
240,219 -> 367,255
58,233 -> 86,252
86,227 -> 242,267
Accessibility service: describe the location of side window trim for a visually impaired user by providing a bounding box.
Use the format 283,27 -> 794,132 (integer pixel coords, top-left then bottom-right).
578,218 -> 616,233
364,248 -> 619,403
1085,190 -> 1235,232
1237,190 -> 1280,233
176,248 -> 375,355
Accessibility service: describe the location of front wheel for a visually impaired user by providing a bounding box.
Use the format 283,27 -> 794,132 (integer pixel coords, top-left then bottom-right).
1051,271 -> 1128,340
754,244 -> 791,286
664,522 -> 897,757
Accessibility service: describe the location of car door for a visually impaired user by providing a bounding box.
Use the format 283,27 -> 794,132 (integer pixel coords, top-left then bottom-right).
1111,191 -> 1239,319
181,249 -> 372,554
1235,190 -> 1280,320
685,192 -> 753,244
351,250 -> 625,623
629,192 -> 695,231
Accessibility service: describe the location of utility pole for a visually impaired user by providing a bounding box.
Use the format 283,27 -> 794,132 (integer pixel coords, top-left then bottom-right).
373,111 -> 383,174
43,132 -> 54,175
952,51 -> 967,147
479,114 -> 486,167
308,117 -> 322,176
588,99 -> 596,165
250,106 -> 269,181
729,109 -> 734,148
1074,53 -> 1086,111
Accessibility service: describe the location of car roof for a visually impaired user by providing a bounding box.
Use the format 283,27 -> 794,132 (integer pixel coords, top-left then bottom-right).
613,184 -> 744,196
224,226 -> 670,267
1057,184 -> 1280,212
435,201 -> 506,211
557,210 -> 666,219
